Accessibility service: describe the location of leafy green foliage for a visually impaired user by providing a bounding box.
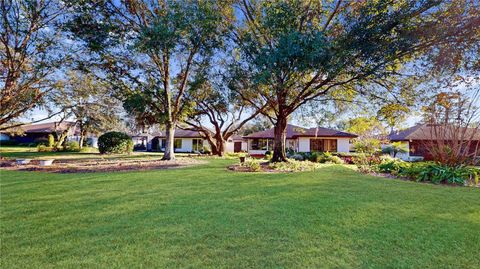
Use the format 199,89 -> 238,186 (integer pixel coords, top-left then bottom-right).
377,158 -> 410,175
403,163 -> 480,186
268,159 -> 323,172
345,117 -> 386,139
353,138 -> 381,154
367,156 -> 479,186
241,160 -> 261,172
64,141 -> 80,152
37,145 -> 53,153
383,142 -> 408,157
98,132 -> 133,154
302,152 -> 344,164
264,150 -> 272,160
47,134 -> 55,148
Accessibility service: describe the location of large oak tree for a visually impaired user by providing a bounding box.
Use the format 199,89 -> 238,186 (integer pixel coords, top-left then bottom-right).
183,74 -> 264,156
0,0 -> 70,130
230,0 -> 480,162
69,0 -> 233,160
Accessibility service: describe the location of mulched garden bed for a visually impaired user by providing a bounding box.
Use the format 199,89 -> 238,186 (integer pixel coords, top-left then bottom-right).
227,162 -> 279,173
0,158 -> 205,173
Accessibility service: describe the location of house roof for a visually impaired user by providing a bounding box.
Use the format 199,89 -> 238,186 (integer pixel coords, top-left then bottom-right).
243,124 -> 357,139
5,121 -> 81,135
153,129 -> 205,138
389,124 -> 480,141
231,134 -> 244,140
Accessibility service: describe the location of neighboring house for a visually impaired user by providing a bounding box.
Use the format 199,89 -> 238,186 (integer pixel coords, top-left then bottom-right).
0,121 -> 98,146
225,135 -> 248,153
147,129 -> 210,153
388,124 -> 480,161
243,124 -> 357,156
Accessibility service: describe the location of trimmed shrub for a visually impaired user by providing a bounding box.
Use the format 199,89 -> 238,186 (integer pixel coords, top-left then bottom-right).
98,132 -> 133,154
264,150 -> 272,160
64,141 -> 80,152
269,159 -> 322,172
37,145 -> 53,152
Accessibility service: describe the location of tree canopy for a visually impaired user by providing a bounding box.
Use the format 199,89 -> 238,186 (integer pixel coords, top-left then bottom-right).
229,0 -> 480,161
0,0 -> 71,130
68,0 -> 234,159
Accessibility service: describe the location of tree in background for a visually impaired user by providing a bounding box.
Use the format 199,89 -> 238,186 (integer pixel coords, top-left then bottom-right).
421,90 -> 480,166
377,104 -> 410,133
344,117 -> 386,140
68,0 -> 233,160
183,75 -> 264,156
50,72 -> 122,148
0,0 -> 70,130
239,119 -> 273,136
344,116 -> 386,154
230,0 -> 480,162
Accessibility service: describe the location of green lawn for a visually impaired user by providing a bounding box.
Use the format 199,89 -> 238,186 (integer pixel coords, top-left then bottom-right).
0,146 -> 171,160
1,159 -> 480,268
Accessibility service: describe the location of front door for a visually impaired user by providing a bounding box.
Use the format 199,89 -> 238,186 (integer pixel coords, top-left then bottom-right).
234,142 -> 242,152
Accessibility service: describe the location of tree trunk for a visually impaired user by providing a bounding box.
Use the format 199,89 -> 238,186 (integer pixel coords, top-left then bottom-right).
162,122 -> 176,160
210,145 -> 219,155
79,129 -> 86,149
216,139 -> 226,157
271,115 -> 288,162
55,130 -> 68,150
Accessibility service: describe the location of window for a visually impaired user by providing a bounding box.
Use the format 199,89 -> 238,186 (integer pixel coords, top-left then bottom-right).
192,139 -> 203,152
324,139 -> 337,152
310,139 -> 337,152
250,139 -> 271,150
161,139 -> 166,149
310,139 -> 324,152
174,139 -> 182,149
287,140 -> 296,150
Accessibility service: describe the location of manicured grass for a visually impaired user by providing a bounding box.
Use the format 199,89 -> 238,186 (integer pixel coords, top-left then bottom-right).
1,159 -> 480,268
0,146 -> 172,160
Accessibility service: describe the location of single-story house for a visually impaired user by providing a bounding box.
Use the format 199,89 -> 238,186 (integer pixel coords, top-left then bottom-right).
226,135 -> 248,153
0,121 -> 98,146
147,129 -> 210,153
388,124 -> 480,161
243,124 -> 357,155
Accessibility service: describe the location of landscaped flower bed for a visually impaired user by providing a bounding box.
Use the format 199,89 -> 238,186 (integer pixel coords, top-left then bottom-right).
353,155 -> 480,187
